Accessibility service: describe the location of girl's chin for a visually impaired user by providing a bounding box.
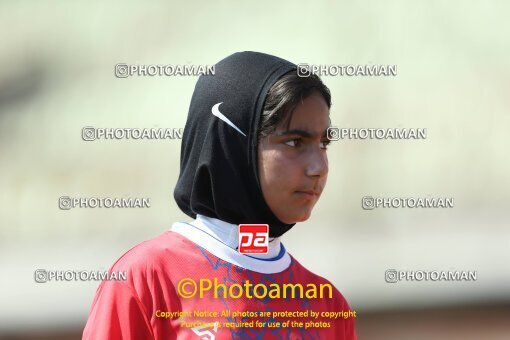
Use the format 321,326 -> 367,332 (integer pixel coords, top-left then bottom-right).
279,210 -> 312,224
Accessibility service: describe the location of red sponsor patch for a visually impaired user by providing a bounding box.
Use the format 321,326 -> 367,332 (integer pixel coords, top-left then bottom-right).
238,224 -> 269,254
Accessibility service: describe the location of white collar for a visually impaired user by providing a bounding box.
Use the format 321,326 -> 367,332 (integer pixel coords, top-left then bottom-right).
170,214 -> 291,274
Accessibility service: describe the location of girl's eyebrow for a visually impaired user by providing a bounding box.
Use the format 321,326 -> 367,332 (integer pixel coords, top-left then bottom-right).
277,129 -> 329,138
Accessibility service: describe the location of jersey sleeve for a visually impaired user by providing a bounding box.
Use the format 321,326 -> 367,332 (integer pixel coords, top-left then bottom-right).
341,300 -> 357,340
333,287 -> 357,340
82,279 -> 155,340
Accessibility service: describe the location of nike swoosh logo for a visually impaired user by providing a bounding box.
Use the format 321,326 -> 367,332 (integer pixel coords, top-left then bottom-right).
211,102 -> 247,137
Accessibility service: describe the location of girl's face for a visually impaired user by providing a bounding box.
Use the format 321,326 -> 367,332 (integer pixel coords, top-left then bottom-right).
258,91 -> 330,224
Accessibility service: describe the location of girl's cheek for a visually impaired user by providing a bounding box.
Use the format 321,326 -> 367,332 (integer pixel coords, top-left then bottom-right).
280,148 -> 302,161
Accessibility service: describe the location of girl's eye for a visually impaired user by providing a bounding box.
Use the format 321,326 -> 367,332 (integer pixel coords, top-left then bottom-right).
284,139 -> 331,150
320,140 -> 331,150
284,139 -> 302,147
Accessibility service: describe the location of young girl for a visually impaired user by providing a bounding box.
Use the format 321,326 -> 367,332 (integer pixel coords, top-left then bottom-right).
83,51 -> 356,339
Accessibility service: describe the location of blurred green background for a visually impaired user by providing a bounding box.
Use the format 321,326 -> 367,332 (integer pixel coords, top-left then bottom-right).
0,1 -> 509,339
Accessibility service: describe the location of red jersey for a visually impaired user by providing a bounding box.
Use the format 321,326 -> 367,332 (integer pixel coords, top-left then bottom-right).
83,225 -> 356,339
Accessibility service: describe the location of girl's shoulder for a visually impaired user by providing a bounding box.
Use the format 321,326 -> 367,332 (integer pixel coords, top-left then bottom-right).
106,230 -> 198,280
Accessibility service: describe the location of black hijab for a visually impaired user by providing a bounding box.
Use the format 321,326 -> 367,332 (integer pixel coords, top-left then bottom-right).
174,51 -> 297,237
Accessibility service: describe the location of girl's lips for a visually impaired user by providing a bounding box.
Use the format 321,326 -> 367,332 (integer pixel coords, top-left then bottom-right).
295,191 -> 319,199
